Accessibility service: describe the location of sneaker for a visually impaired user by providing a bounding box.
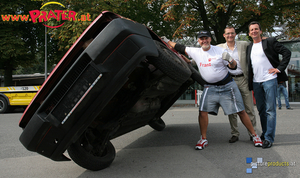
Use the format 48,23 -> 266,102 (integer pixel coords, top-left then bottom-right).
262,140 -> 273,149
195,137 -> 208,150
252,135 -> 263,147
278,107 -> 281,110
287,107 -> 293,110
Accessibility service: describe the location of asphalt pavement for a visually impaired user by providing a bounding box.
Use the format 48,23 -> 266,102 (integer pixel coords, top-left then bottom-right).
0,104 -> 299,178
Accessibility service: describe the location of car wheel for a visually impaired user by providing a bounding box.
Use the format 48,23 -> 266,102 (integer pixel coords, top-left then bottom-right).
148,40 -> 191,83
0,97 -> 9,113
67,137 -> 116,171
148,118 -> 166,131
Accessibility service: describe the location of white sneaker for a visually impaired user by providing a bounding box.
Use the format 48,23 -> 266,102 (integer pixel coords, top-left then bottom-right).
252,134 -> 263,147
195,137 -> 208,150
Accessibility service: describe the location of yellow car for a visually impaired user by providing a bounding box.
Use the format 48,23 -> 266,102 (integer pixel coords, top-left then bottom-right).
0,86 -> 40,113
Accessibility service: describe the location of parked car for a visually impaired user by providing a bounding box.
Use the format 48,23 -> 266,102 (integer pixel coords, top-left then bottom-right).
19,11 -> 203,171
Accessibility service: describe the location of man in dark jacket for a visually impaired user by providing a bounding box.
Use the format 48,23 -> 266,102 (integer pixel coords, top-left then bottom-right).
247,21 -> 291,148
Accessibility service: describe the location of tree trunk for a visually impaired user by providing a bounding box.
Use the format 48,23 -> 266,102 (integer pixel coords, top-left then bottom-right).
4,60 -> 13,86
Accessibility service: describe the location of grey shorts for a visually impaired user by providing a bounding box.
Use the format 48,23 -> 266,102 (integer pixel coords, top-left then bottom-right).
199,80 -> 245,115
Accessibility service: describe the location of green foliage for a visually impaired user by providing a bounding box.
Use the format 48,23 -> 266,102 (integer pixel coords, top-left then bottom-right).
44,0 -> 129,56
158,0 -> 300,44
118,0 -> 176,39
46,0 -> 175,54
0,1 -> 43,85
1,0 -> 299,86
0,1 -> 67,85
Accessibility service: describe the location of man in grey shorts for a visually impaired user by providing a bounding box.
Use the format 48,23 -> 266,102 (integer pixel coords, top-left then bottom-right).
165,30 -> 262,150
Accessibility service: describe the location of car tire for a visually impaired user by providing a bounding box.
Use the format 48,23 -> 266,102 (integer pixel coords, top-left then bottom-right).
67,138 -> 116,171
148,118 -> 166,131
0,96 -> 9,113
148,41 -> 191,83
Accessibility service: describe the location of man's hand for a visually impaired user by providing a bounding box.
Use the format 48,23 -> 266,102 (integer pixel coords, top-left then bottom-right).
269,68 -> 281,75
161,36 -> 170,43
222,52 -> 234,63
168,41 -> 176,48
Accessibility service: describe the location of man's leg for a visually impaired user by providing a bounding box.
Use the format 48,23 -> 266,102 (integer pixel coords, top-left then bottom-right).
277,86 -> 282,109
237,110 -> 255,135
195,111 -> 209,150
262,78 -> 277,143
282,86 -> 291,108
253,82 -> 267,137
228,77 -> 241,142
228,114 -> 239,142
238,77 -> 257,136
237,110 -> 262,147
199,111 -> 208,139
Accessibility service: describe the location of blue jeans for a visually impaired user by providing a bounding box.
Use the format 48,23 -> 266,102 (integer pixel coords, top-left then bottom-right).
253,78 -> 277,143
277,84 -> 290,108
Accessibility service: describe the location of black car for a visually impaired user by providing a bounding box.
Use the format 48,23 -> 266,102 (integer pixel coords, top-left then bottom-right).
19,11 -> 203,171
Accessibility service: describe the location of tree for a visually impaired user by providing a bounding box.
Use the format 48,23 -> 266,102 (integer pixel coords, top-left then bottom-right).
155,0 -> 300,44
119,0 -> 176,39
46,0 -> 177,55
44,0 -> 130,55
1,0 -> 168,84
0,1 -> 76,86
0,1 -> 42,86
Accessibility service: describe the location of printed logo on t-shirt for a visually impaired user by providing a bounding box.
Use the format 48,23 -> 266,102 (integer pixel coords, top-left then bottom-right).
199,62 -> 212,67
199,57 -> 217,67
208,58 -> 217,61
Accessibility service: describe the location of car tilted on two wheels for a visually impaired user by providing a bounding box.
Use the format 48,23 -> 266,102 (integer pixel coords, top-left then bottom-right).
19,11 -> 203,171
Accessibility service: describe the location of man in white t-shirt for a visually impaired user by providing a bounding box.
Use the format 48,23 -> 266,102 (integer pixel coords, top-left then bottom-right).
165,30 -> 262,150
247,21 -> 291,149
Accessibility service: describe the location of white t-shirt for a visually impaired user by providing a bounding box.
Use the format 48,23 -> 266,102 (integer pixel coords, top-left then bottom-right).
250,42 -> 277,82
186,45 -> 229,83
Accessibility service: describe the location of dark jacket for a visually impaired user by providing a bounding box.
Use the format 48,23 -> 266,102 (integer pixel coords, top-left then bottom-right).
246,37 -> 291,90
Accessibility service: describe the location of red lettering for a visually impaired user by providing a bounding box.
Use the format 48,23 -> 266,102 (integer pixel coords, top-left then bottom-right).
29,10 -> 40,23
61,10 -> 68,21
20,15 -> 30,21
68,11 -> 76,21
54,10 -> 63,21
39,11 -> 47,22
47,10 -> 57,20
27,9 -> 82,26
10,15 -> 19,21
199,63 -> 212,67
1,15 -> 10,21
87,13 -> 91,21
